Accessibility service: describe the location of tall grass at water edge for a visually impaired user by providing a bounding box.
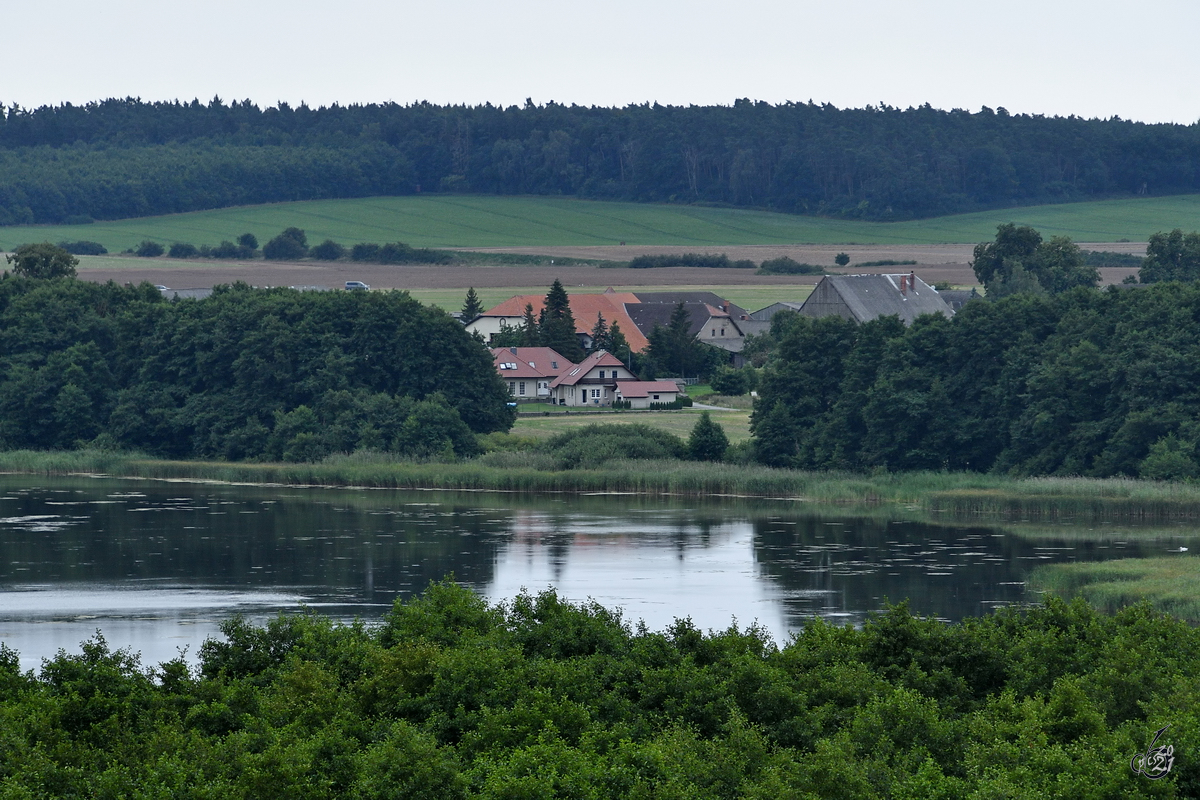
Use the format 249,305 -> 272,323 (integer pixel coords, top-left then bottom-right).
5,449 -> 1200,520
1030,556 -> 1200,621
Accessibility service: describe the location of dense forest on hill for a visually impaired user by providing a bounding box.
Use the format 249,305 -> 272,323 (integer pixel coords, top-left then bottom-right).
2,98 -> 1199,224
0,274 -> 514,459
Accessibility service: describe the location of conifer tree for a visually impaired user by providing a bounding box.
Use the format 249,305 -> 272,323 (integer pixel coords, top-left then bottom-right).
520,303 -> 540,347
460,287 -> 484,322
609,322 -> 631,364
537,280 -> 584,361
590,313 -> 610,353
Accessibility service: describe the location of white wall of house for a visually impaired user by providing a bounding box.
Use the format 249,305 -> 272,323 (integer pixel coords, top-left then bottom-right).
468,316 -> 525,341
549,364 -> 635,407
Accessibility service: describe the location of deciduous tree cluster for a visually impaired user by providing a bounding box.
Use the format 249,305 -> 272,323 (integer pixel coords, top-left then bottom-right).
751,281 -> 1200,477
0,582 -> 1192,797
0,275 -> 514,458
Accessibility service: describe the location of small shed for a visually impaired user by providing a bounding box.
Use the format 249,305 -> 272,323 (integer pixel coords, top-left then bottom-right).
614,380 -> 682,409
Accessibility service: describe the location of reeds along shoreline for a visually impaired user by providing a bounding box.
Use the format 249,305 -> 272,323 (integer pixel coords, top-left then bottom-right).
6,449 -> 1200,521
1029,556 -> 1200,621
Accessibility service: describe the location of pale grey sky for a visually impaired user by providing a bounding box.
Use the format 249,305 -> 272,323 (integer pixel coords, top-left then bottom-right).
7,0 -> 1200,123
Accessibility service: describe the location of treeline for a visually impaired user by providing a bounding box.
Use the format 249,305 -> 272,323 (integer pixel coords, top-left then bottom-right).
4,97 -> 1200,223
0,582 -> 1193,796
748,282 -> 1200,477
0,275 -> 514,459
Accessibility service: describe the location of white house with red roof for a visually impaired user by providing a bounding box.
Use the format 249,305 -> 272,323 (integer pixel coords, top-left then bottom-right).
614,380 -> 682,409
491,347 -> 575,399
548,350 -> 636,407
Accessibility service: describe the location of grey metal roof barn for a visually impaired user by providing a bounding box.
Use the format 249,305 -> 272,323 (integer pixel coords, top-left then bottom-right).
798,273 -> 954,325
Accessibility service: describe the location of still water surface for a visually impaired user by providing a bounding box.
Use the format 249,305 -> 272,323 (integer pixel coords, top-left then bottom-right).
1,475 -> 1195,670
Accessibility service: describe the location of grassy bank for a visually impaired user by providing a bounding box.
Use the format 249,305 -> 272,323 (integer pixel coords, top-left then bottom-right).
7,449 -> 1200,522
3,193 -> 1198,251
1030,556 -> 1200,620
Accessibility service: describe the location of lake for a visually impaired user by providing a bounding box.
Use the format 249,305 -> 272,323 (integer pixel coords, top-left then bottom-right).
1,474 -> 1196,671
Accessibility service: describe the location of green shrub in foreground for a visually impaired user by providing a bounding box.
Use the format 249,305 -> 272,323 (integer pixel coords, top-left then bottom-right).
0,585 -> 1194,797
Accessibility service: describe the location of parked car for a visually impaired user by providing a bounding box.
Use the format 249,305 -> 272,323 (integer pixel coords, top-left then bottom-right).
345,281 -> 370,291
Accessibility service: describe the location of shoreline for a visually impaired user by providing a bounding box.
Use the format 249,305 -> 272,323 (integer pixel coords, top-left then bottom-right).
5,449 -> 1200,523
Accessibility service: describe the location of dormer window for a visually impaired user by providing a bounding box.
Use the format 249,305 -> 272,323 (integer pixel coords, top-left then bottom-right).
551,361 -> 558,369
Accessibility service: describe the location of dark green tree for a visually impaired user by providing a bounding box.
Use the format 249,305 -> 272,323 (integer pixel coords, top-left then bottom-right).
311,240 -> 345,261
1140,229 -> 1200,283
134,240 -> 164,257
537,280 -> 584,361
237,233 -> 258,250
752,401 -> 797,467
687,412 -> 729,461
520,303 -> 540,347
835,252 -> 850,266
589,313 -> 610,353
972,224 -> 1096,295
5,243 -> 78,279
262,227 -> 308,260
168,242 -> 198,259
460,287 -> 485,322
608,322 -> 631,365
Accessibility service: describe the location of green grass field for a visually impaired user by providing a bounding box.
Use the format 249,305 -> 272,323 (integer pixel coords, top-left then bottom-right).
511,407 -> 753,443
4,193 -> 1200,251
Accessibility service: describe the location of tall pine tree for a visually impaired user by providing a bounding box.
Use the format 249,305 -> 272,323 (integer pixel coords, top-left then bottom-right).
460,287 -> 484,322
590,313 -> 610,354
538,280 -> 584,361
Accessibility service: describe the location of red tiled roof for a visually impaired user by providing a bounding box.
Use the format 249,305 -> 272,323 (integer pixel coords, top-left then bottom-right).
615,380 -> 681,398
549,350 -> 627,388
491,347 -> 575,380
480,292 -> 650,352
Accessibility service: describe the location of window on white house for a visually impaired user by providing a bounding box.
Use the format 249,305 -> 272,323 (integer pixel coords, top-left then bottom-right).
653,394 -> 660,400
519,382 -> 526,395
711,329 -> 716,336
509,382 -> 516,393
720,328 -> 725,335
592,389 -> 600,398
599,370 -> 605,378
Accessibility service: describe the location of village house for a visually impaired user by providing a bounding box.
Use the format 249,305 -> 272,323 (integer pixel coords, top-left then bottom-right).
614,380 -> 682,409
798,272 -> 954,325
548,350 -> 636,407
467,291 -> 649,352
491,347 -> 574,400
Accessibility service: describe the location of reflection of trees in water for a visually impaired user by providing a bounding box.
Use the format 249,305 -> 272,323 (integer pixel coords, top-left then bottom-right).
501,505 -> 739,579
0,480 -> 517,607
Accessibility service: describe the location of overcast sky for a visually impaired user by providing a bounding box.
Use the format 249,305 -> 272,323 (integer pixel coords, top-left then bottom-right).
7,0 -> 1200,124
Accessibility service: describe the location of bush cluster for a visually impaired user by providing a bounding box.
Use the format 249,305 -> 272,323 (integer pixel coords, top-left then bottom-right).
0,584 -> 1193,797
628,253 -> 755,269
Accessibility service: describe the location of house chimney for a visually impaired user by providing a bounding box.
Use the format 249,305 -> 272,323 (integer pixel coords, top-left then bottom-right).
899,274 -> 907,294
910,271 -> 916,290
